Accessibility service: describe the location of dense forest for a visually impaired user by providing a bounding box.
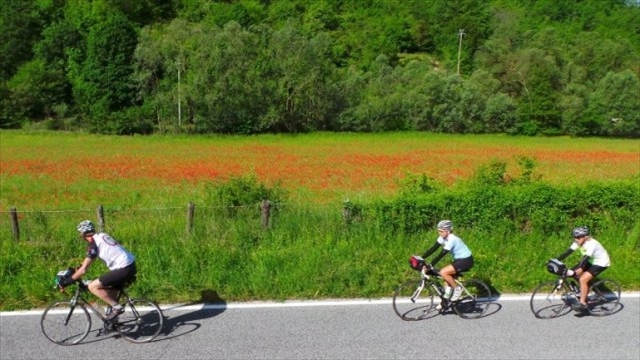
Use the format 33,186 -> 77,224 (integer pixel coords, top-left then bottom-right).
1,0 -> 639,137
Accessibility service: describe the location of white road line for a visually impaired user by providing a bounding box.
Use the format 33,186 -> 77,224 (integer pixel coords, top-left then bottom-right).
2,292 -> 638,316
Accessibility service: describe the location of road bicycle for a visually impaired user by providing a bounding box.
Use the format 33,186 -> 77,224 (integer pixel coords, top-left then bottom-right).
392,255 -> 492,320
41,270 -> 164,345
530,260 -> 621,319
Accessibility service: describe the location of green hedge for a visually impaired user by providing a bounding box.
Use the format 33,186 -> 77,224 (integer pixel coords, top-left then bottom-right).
370,180 -> 639,237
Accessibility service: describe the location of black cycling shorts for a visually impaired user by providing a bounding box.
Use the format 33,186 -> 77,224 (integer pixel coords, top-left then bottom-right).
99,262 -> 136,288
576,263 -> 608,277
452,256 -> 474,273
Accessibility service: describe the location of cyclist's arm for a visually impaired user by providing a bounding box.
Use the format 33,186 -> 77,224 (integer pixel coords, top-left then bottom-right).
430,249 -> 449,266
71,242 -> 98,281
71,257 -> 93,281
556,248 -> 574,261
422,242 -> 440,259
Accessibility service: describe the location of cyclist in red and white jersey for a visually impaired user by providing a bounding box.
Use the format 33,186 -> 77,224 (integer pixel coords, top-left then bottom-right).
62,220 -> 136,321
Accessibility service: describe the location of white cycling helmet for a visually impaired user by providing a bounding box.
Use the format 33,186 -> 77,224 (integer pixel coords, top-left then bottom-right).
437,220 -> 453,231
572,226 -> 590,238
77,220 -> 96,235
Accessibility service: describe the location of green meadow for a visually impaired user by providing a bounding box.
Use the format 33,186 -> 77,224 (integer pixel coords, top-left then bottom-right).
0,131 -> 638,310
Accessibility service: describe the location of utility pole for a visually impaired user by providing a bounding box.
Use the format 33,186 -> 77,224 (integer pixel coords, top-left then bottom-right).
177,60 -> 182,127
457,29 -> 465,76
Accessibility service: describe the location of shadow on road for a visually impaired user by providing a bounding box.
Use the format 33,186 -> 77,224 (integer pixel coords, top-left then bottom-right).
154,289 -> 227,341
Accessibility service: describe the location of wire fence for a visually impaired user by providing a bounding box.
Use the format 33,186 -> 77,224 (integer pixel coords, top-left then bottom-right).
1,200 -> 357,243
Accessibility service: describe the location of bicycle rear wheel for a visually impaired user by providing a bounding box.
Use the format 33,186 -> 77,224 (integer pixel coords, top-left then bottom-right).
587,278 -> 621,316
392,279 -> 434,321
453,279 -> 492,319
530,280 -> 573,319
115,299 -> 164,343
40,301 -> 91,345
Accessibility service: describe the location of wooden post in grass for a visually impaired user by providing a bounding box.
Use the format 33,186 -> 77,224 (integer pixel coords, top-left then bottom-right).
261,200 -> 271,229
10,207 -> 19,242
97,205 -> 105,232
342,199 -> 352,225
186,201 -> 195,234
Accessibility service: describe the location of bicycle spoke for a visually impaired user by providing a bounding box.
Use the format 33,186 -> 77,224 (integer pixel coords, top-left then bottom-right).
392,280 -> 435,321
453,279 -> 492,319
587,279 -> 622,316
40,302 -> 91,345
115,299 -> 164,343
530,281 -> 573,319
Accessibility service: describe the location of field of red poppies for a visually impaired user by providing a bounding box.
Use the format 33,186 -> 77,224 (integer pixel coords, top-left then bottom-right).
1,131 -> 638,210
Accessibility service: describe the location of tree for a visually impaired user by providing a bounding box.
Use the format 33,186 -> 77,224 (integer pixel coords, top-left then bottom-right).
263,23 -> 339,132
6,59 -> 68,122
0,1 -> 43,81
72,11 -> 138,126
558,82 -> 589,136
133,18 -> 206,132
586,70 -> 640,137
425,0 -> 493,73
483,93 -> 517,133
510,48 -> 562,135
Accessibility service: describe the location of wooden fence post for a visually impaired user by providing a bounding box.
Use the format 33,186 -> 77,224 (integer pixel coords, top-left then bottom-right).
97,205 -> 105,232
342,199 -> 352,225
10,207 -> 19,242
261,200 -> 271,229
342,199 -> 360,225
186,201 -> 195,234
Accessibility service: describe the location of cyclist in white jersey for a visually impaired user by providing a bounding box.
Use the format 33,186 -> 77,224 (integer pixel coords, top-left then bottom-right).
554,226 -> 610,312
421,220 -> 474,304
62,220 -> 136,321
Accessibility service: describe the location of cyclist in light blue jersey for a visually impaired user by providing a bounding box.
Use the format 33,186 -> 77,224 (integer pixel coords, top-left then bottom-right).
422,220 -> 474,301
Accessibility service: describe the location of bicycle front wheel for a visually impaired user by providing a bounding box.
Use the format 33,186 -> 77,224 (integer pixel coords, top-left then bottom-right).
40,301 -> 91,345
587,278 -> 621,316
453,279 -> 492,319
530,280 -> 573,319
116,299 -> 164,343
392,279 -> 434,321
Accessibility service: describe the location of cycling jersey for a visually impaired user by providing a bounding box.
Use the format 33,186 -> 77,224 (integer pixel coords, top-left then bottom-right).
437,233 -> 472,260
87,233 -> 135,270
569,237 -> 610,267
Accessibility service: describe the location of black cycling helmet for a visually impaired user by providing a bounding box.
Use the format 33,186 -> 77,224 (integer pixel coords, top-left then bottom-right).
572,226 -> 590,238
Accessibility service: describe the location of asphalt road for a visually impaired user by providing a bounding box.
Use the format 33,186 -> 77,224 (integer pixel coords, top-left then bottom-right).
1,294 -> 639,360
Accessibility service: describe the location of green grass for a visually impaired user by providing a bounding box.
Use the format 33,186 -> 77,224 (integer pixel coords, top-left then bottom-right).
1,200 -> 638,311
0,130 -> 638,310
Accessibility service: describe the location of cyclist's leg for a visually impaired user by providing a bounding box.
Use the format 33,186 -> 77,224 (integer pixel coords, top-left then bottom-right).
450,257 -> 473,300
92,263 -> 137,307
570,262 -> 589,305
581,265 -> 606,305
439,264 -> 457,290
577,271 -> 593,305
88,279 -> 119,307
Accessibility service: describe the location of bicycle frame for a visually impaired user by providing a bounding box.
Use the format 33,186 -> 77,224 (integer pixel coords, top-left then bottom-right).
62,282 -> 142,330
553,275 -> 579,292
64,285 -> 108,323
420,266 -> 465,303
